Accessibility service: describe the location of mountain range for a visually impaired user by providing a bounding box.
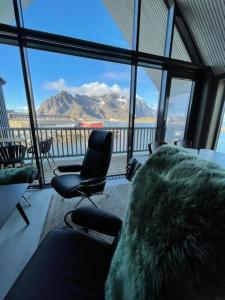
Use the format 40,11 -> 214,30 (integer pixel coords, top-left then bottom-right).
37,90 -> 156,120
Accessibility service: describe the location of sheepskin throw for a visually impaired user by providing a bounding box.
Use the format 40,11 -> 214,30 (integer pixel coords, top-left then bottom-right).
105,145 -> 225,300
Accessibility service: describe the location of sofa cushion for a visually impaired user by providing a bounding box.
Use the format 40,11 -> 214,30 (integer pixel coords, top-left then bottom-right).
6,228 -> 113,300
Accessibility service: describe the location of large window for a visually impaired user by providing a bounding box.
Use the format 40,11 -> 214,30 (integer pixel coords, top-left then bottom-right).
0,44 -> 38,180
172,26 -> 192,62
0,0 -> 15,25
0,0 -> 201,184
133,67 -> 162,158
139,0 -> 168,55
165,78 -> 194,143
22,0 -> 134,49
28,49 -> 131,182
217,110 -> 225,153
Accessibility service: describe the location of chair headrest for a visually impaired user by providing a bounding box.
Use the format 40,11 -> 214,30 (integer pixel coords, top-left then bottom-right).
88,130 -> 112,152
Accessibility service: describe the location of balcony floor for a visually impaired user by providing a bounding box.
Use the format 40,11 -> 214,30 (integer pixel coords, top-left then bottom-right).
26,153 -> 149,184
40,154 -> 128,183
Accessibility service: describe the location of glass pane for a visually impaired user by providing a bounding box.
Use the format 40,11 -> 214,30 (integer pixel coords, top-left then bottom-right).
139,0 -> 168,56
133,67 -> 162,161
0,0 -> 32,26
28,49 -> 131,182
216,110 -> 225,153
0,0 -> 15,25
22,0 -> 134,48
165,78 -> 193,143
172,26 -> 191,62
0,44 -> 38,182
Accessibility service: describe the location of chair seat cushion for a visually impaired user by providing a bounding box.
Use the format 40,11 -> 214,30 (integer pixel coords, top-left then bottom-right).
6,228 -> 113,300
51,174 -> 86,198
0,167 -> 38,185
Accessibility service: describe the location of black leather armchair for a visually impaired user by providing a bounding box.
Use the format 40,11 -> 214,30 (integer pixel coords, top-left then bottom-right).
51,130 -> 113,208
5,207 -> 122,300
148,141 -> 167,154
174,139 -> 192,148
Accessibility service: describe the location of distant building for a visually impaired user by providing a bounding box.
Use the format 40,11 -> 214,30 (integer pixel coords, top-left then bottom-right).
8,113 -> 71,121
0,77 -> 9,133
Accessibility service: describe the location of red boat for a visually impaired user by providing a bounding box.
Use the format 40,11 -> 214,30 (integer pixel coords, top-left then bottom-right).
77,121 -> 104,128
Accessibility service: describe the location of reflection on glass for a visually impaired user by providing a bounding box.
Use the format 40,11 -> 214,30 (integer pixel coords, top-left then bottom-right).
0,44 -> 38,178
0,45 -> 28,127
0,0 -> 15,25
139,0 -> 168,56
133,67 -> 162,159
22,0 -> 133,48
216,110 -> 225,153
172,26 -> 191,62
0,0 -> 33,26
28,49 -> 131,180
165,78 -> 193,143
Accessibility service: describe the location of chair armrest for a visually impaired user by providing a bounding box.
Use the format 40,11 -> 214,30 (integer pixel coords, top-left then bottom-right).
54,164 -> 82,175
80,176 -> 106,187
64,207 -> 122,236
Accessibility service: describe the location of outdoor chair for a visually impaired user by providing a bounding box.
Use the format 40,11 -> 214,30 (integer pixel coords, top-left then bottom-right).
174,139 -> 192,148
0,145 -> 27,168
28,138 -> 55,169
51,130 -> 113,208
148,141 -> 167,154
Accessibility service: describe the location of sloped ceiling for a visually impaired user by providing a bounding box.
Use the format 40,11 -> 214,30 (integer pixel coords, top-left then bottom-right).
177,0 -> 225,75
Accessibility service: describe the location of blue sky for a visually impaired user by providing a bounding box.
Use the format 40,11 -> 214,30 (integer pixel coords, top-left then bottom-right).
0,0 -> 160,111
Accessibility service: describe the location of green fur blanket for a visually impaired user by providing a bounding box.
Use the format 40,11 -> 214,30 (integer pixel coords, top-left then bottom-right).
105,145 -> 225,300
0,166 -> 38,185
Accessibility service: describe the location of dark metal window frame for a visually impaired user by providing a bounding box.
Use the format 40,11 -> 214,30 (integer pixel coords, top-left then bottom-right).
0,0 -> 210,184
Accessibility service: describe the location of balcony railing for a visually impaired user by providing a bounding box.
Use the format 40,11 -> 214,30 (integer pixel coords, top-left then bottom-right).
0,126 -> 156,159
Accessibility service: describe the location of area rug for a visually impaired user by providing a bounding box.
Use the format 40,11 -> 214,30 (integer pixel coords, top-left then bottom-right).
40,183 -> 130,240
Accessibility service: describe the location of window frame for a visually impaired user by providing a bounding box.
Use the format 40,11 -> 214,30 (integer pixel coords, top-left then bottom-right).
0,0 -> 210,185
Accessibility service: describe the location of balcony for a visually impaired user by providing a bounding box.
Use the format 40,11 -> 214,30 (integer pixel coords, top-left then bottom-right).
0,126 -> 156,183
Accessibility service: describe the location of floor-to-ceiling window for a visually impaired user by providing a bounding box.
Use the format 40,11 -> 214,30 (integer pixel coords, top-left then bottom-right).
217,113 -> 225,153
133,67 -> 162,158
0,44 -> 38,181
22,0 -> 134,48
0,0 -> 205,184
28,49 -> 131,182
165,77 -> 194,143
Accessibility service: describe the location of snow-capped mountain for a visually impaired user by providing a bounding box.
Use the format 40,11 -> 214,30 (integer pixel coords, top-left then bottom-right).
38,90 -> 156,120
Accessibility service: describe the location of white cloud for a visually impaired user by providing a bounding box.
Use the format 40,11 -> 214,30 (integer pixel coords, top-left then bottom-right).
14,106 -> 28,112
101,71 -> 130,81
44,79 -> 130,98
